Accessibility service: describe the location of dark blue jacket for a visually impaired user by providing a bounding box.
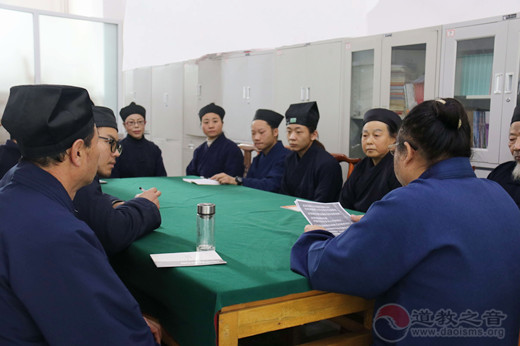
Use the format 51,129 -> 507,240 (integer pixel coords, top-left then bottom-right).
243,141 -> 290,193
111,135 -> 167,178
281,141 -> 342,202
488,161 -> 520,208
0,161 -> 155,345
0,139 -> 21,179
292,157 -> 520,345
73,175 -> 161,256
186,133 -> 244,178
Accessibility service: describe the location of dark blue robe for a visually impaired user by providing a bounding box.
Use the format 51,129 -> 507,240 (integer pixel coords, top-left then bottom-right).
280,141 -> 342,202
73,175 -> 161,256
0,161 -> 154,345
0,139 -> 21,179
243,141 -> 290,192
487,161 -> 520,208
291,157 -> 520,345
339,153 -> 401,212
186,133 -> 244,178
111,135 -> 167,178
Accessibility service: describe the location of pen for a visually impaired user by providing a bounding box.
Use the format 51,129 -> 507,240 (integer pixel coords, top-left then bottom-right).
139,187 -> 145,192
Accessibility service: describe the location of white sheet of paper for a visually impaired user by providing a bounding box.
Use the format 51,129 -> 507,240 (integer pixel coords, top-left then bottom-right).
295,199 -> 352,236
150,250 -> 227,268
182,178 -> 220,185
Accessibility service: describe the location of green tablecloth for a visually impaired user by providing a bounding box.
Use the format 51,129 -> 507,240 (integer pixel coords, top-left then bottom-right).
104,177 -> 359,345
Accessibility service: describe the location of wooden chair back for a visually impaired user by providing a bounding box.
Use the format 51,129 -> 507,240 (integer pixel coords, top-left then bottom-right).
330,153 -> 361,179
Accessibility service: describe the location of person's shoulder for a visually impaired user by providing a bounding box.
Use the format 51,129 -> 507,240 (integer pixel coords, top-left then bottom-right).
488,161 -> 515,180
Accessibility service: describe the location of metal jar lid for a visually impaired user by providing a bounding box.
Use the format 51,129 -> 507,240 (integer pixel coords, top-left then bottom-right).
197,203 -> 215,215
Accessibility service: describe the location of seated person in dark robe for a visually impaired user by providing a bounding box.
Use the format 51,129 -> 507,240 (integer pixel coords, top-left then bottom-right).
280,101 -> 342,202
73,106 -> 162,256
211,109 -> 290,192
488,105 -> 520,208
186,103 -> 244,178
0,137 -> 20,179
291,98 -> 520,346
110,102 -> 167,178
0,85 -> 159,344
339,108 -> 402,212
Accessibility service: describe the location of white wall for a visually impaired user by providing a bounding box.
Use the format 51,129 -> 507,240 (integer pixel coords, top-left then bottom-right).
122,0 -> 520,70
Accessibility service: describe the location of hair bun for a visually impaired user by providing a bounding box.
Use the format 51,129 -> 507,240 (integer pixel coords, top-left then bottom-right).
435,98 -> 461,130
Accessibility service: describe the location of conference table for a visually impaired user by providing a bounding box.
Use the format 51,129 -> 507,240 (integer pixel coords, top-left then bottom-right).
104,177 -> 373,346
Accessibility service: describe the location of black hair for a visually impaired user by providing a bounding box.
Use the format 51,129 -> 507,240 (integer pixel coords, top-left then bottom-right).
397,98 -> 471,163
28,125 -> 96,167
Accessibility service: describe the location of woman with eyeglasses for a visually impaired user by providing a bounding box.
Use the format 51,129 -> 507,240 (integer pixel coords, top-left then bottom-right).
110,102 -> 167,178
291,98 -> 520,345
339,108 -> 402,212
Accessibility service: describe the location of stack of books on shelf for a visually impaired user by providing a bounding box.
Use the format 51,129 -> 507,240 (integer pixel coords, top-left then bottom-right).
390,65 -> 424,116
466,110 -> 489,149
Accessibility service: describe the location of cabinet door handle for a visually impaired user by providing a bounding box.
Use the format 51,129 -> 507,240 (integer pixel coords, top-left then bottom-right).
306,87 -> 311,101
247,86 -> 251,100
494,73 -> 503,94
197,84 -> 202,97
242,86 -> 247,100
300,87 -> 305,101
505,73 -> 513,94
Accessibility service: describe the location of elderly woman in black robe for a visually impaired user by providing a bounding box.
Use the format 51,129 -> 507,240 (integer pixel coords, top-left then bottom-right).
339,108 -> 402,212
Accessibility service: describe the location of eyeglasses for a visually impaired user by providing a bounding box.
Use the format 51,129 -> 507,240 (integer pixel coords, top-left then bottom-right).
125,120 -> 145,127
99,136 -> 123,154
388,141 -> 418,156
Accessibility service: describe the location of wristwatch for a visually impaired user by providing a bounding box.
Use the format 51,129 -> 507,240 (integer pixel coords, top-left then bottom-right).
235,176 -> 243,185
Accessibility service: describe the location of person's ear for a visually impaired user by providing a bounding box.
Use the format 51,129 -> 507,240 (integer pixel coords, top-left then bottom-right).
69,139 -> 85,167
273,128 -> 279,137
310,130 -> 318,141
401,141 -> 416,166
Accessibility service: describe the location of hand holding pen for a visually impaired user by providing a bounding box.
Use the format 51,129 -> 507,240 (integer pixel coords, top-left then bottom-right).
136,186 -> 162,209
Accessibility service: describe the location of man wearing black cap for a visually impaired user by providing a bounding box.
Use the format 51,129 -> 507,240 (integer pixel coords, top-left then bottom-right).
488,105 -> 520,208
281,101 -> 342,202
211,109 -> 290,192
339,108 -> 402,212
186,102 -> 244,178
74,106 -> 162,256
0,85 -> 157,345
111,101 -> 167,178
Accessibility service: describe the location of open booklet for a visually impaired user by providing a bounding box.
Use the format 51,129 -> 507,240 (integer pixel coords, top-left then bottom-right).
294,199 -> 352,237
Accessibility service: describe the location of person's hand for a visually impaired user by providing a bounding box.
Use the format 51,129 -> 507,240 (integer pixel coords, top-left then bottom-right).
351,214 -> 364,223
304,224 -> 326,232
143,316 -> 162,345
112,201 -> 124,208
135,187 -> 161,209
211,173 -> 237,185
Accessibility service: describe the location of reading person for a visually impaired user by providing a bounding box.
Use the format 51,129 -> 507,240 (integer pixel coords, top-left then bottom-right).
186,103 -> 244,178
110,102 -> 167,178
487,105 -> 520,208
280,102 -> 342,202
73,106 -> 162,256
339,108 -> 402,212
211,109 -> 290,192
290,98 -> 520,345
0,85 -> 157,344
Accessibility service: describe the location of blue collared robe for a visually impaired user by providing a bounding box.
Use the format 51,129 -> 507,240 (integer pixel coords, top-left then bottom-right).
339,153 -> 401,212
0,139 -> 21,179
488,161 -> 520,208
111,135 -> 167,178
186,133 -> 244,178
73,175 -> 162,256
0,161 -> 155,345
280,141 -> 342,202
291,157 -> 520,345
243,141 -> 290,193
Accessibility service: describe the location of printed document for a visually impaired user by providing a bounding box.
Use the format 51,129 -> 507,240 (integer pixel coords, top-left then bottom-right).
150,251 -> 227,268
182,178 -> 220,185
295,199 -> 352,236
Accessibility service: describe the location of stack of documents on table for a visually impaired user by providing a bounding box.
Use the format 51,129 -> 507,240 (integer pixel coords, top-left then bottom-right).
295,199 -> 352,236
182,178 -> 220,185
150,251 -> 226,268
